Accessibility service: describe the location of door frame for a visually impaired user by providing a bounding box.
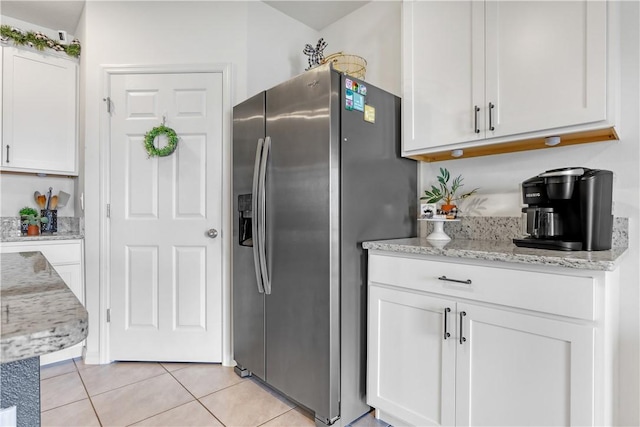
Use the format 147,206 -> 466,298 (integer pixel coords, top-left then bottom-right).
98,63 -> 233,365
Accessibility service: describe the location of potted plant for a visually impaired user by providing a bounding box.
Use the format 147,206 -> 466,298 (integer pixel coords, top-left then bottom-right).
21,212 -> 48,236
421,168 -> 478,215
19,207 -> 38,234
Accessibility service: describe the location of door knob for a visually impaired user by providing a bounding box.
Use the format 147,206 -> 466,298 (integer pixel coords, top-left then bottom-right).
207,228 -> 218,238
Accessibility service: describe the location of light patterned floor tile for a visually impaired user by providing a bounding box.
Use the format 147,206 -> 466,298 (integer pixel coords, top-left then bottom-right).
41,398 -> 100,427
170,363 -> 245,398
160,362 -> 192,372
262,407 -> 316,427
91,373 -> 194,426
199,379 -> 294,426
41,371 -> 88,412
77,361 -> 166,396
40,359 -> 77,380
131,400 -> 223,426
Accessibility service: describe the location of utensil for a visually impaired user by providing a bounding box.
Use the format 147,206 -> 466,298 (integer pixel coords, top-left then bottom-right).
34,191 -> 42,204
37,195 -> 46,209
50,195 -> 59,210
45,187 -> 53,210
57,191 -> 71,208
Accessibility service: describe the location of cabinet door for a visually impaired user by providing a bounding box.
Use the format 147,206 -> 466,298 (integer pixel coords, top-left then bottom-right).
455,303 -> 594,427
402,0 -> 485,153
1,47 -> 78,175
368,285 -> 456,426
40,263 -> 84,365
50,263 -> 83,304
485,1 -> 607,138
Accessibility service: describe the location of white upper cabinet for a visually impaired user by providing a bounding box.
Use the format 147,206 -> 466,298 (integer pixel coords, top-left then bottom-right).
402,0 -> 611,157
1,46 -> 79,175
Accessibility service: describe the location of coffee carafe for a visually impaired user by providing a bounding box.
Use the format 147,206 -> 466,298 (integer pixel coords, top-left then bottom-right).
513,167 -> 613,251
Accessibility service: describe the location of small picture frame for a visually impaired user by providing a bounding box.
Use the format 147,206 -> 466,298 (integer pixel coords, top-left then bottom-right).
420,203 -> 437,219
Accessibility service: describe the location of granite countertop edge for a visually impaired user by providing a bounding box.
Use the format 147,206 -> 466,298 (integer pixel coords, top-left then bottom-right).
1,232 -> 84,243
1,314 -> 88,364
362,238 -> 628,272
1,252 -> 89,363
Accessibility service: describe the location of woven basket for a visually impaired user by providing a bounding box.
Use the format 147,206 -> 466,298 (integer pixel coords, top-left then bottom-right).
323,53 -> 367,79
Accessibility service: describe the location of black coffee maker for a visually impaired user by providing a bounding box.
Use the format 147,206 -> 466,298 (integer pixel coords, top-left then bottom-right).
513,167 -> 613,251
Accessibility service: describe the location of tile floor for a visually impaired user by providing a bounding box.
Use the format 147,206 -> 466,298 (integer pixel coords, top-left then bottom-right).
40,359 -> 387,427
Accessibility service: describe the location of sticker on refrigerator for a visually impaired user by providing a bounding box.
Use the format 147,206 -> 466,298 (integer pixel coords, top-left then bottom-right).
353,93 -> 365,112
358,84 -> 367,96
345,89 -> 354,110
364,105 -> 376,123
345,78 -> 353,90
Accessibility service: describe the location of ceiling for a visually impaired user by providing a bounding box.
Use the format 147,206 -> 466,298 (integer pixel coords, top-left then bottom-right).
1,1 -> 370,35
2,1 -> 86,34
264,1 -> 370,30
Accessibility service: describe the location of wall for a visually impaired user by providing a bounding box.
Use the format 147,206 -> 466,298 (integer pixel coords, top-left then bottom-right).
322,1 -> 402,96
80,1 -> 319,364
418,2 -> 640,424
0,16 -> 79,218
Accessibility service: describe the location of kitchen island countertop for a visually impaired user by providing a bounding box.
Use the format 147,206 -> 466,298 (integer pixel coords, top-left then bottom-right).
1,251 -> 88,363
363,237 -> 627,271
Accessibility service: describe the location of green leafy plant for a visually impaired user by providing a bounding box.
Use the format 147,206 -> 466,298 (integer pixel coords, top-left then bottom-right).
19,207 -> 38,217
22,213 -> 48,226
420,168 -> 478,205
0,25 -> 81,58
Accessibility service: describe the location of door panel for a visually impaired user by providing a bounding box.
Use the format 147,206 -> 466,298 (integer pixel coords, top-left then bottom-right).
368,285 -> 456,427
265,67 -> 339,423
232,93 -> 266,379
110,71 -> 223,362
456,303 -> 594,426
126,246 -> 159,329
485,0 -> 607,137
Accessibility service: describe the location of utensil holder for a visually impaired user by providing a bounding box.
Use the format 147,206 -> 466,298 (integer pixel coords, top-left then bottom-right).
40,210 -> 57,233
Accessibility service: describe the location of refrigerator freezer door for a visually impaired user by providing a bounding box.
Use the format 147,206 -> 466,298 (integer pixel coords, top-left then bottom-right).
264,66 -> 341,424
340,74 -> 417,423
232,92 -> 266,380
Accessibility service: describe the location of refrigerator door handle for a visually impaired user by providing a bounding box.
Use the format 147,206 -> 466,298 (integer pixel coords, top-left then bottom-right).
251,138 -> 265,294
258,136 -> 272,294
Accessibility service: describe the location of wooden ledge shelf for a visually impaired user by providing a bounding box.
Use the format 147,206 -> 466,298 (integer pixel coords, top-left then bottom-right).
406,127 -> 619,163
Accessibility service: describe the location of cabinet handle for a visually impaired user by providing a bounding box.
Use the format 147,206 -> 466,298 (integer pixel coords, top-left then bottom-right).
443,307 -> 451,340
5,145 -> 9,163
489,102 -> 495,131
459,311 -> 467,345
474,106 -> 480,134
438,275 -> 472,285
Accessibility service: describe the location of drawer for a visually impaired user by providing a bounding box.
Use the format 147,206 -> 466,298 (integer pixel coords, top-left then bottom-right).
1,240 -> 82,264
368,253 -> 595,321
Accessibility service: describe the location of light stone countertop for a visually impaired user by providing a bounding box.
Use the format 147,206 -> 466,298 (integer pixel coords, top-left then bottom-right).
362,237 -> 627,271
1,251 -> 88,363
1,232 -> 84,243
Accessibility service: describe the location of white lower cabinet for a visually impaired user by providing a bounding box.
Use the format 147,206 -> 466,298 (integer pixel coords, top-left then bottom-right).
367,252 -> 617,427
1,240 -> 85,365
369,285 -> 456,426
455,303 -> 594,427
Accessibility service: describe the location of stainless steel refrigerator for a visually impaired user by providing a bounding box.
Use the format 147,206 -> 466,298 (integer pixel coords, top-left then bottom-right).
232,64 -> 416,426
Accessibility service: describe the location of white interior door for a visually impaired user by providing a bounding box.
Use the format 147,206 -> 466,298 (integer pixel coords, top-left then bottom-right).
109,71 -> 223,362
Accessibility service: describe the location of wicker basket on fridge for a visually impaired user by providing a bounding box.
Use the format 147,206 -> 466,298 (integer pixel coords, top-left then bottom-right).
323,53 -> 367,79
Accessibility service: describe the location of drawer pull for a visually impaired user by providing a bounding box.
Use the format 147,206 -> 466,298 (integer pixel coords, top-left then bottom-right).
459,311 -> 467,345
438,276 -> 472,285
474,106 -> 480,134
489,102 -> 496,131
443,307 -> 451,340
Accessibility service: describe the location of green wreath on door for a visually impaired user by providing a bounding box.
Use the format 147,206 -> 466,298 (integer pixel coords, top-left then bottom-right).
144,124 -> 179,157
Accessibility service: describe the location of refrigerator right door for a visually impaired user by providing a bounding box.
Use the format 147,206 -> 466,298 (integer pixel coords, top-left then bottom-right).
232,92 -> 266,380
264,67 -> 341,425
